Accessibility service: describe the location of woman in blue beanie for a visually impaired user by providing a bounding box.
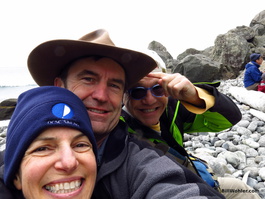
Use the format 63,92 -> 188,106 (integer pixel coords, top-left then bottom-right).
4,86 -> 98,199
244,53 -> 265,90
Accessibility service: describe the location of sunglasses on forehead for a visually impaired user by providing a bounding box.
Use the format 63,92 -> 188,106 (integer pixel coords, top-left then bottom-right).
128,84 -> 165,100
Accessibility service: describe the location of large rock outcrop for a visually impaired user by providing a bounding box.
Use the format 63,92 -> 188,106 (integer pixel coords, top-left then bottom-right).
148,41 -> 176,71
149,10 -> 265,83
211,29 -> 250,79
172,54 -> 222,83
250,10 -> 265,35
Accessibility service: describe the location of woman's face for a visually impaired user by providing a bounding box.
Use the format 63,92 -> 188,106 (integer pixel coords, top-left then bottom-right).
14,127 -> 97,199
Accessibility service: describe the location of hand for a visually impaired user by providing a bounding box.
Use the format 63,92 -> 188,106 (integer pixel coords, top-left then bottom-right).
147,72 -> 205,107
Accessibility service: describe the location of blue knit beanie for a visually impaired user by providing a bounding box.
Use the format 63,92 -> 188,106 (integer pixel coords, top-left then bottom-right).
4,86 -> 97,189
250,53 -> 261,61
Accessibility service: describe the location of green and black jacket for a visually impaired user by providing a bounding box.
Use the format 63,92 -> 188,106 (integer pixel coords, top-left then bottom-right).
121,83 -> 241,146
120,83 -> 242,176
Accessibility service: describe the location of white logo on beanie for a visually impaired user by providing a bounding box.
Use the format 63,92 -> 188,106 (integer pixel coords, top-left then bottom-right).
63,105 -> 71,117
52,103 -> 74,119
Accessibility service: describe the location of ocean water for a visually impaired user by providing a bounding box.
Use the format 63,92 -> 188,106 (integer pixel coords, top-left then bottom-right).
0,67 -> 38,102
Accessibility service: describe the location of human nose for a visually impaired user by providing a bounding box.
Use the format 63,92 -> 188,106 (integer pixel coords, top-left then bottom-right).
142,90 -> 157,104
91,83 -> 108,102
54,146 -> 79,173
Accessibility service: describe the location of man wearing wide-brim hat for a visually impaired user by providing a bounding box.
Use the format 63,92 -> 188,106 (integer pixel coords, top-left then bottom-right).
28,29 -> 156,89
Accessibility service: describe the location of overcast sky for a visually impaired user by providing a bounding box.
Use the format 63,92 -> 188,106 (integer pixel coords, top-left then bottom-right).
0,0 -> 264,68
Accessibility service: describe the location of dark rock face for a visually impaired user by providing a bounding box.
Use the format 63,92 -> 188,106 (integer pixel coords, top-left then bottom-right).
173,54 -> 221,83
149,10 -> 265,83
0,98 -> 17,120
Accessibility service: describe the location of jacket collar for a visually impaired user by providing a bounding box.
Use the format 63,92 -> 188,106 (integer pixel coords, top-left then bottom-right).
96,121 -> 128,180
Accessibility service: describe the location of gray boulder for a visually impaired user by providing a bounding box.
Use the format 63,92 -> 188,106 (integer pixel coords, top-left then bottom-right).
0,98 -> 17,120
148,41 -> 174,71
211,31 -> 250,79
172,54 -> 221,82
250,10 -> 265,36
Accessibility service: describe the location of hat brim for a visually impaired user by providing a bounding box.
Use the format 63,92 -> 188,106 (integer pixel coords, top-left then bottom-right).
27,40 -> 157,89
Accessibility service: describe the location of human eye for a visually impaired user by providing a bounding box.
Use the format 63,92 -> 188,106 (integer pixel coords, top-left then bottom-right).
110,83 -> 120,89
82,76 -> 95,83
109,80 -> 124,91
73,142 -> 92,153
27,145 -> 54,156
34,146 -> 49,152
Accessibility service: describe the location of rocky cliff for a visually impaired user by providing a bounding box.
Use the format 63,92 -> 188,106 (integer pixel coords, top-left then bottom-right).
149,10 -> 265,83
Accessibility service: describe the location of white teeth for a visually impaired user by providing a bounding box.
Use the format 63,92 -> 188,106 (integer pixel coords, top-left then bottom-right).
64,182 -> 70,189
89,108 -> 105,113
55,184 -> 59,191
45,180 -> 82,194
70,181 -> 75,189
142,108 -> 156,113
76,180 -> 81,187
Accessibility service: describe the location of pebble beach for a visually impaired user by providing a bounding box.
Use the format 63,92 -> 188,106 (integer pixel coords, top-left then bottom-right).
185,74 -> 265,198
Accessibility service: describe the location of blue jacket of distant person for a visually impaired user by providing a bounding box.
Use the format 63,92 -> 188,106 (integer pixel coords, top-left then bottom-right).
244,61 -> 262,87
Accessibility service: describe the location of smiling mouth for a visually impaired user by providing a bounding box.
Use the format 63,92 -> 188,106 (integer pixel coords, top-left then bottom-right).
44,180 -> 82,194
140,108 -> 158,113
88,108 -> 107,114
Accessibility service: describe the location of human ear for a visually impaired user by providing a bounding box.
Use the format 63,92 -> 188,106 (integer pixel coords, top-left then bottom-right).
13,174 -> 22,190
54,77 -> 65,87
122,92 -> 130,104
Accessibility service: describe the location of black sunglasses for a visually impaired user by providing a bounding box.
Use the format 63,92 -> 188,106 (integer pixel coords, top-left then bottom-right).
128,84 -> 164,100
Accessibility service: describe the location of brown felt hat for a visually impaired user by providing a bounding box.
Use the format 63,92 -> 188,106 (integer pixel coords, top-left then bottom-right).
27,29 -> 157,89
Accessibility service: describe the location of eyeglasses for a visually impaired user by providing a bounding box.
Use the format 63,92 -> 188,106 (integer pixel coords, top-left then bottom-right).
128,84 -> 164,100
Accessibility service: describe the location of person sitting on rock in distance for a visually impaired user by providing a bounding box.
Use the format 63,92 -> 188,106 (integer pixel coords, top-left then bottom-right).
244,53 -> 265,91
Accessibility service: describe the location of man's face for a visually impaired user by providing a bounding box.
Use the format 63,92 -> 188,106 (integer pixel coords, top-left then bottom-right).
55,57 -> 125,138
257,56 -> 264,65
123,76 -> 168,127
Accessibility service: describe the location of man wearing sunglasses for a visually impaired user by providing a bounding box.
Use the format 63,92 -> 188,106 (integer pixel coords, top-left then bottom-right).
122,71 -> 227,143
121,68 -> 261,199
